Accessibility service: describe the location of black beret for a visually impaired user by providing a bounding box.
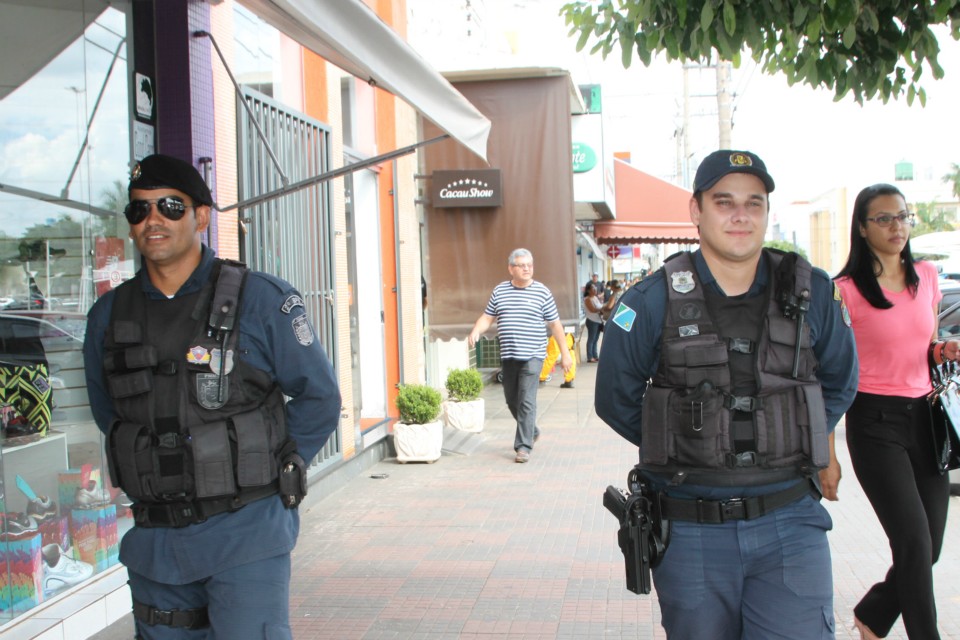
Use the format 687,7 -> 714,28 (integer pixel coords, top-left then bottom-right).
128,154 -> 214,206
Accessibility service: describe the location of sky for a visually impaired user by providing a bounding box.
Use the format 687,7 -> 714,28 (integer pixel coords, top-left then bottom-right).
409,1 -> 960,209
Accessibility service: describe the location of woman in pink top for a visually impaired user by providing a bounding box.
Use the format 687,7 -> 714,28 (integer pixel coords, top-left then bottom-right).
835,183 -> 959,640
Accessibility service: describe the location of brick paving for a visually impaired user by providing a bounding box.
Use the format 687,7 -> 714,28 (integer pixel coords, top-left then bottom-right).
92,357 -> 960,639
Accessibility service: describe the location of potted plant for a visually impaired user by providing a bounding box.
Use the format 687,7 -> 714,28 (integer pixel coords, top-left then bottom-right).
393,383 -> 443,463
442,367 -> 485,433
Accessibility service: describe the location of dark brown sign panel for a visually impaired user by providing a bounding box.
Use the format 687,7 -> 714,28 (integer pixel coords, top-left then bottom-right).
431,169 -> 502,208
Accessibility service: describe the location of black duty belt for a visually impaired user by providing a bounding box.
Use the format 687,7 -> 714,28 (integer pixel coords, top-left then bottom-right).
132,482 -> 278,528
659,480 -> 815,524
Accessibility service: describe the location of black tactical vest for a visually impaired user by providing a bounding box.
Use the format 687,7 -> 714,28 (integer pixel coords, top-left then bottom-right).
102,260 -> 289,521
640,250 -> 829,486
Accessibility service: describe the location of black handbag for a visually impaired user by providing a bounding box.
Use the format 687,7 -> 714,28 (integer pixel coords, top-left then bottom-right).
928,361 -> 960,473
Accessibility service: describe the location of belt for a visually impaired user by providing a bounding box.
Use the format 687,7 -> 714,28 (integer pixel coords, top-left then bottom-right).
133,600 -> 209,629
132,482 -> 278,528
659,480 -> 816,524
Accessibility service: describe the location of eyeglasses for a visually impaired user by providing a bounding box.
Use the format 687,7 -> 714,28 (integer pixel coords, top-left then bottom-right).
511,263 -> 533,270
864,212 -> 916,228
124,196 -> 193,225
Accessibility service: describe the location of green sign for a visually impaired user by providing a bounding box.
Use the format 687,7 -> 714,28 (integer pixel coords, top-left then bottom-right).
572,142 -> 597,173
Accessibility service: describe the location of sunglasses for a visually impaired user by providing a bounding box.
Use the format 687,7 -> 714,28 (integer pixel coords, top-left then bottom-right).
124,196 -> 193,225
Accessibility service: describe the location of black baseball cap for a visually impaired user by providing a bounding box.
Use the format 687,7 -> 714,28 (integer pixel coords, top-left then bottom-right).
128,154 -> 214,206
693,150 -> 775,194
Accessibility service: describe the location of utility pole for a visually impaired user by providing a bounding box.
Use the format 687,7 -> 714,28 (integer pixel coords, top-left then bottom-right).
716,61 -> 733,148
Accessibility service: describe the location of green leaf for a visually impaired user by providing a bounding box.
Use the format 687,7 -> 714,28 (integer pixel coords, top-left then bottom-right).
793,3 -> 808,28
805,13 -> 822,41
842,23 -> 856,48
722,2 -> 736,36
700,2 -> 715,31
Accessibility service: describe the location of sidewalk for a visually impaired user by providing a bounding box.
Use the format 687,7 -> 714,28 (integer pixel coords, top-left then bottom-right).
92,360 -> 960,639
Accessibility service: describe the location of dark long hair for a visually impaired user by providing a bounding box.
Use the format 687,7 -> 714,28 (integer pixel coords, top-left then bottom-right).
834,183 -> 918,309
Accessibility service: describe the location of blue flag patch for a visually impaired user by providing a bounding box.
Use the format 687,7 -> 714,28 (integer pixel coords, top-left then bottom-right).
612,302 -> 636,332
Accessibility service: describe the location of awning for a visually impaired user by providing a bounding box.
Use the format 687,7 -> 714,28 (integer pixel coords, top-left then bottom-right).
238,0 -> 490,161
0,0 -> 110,100
594,159 -> 699,245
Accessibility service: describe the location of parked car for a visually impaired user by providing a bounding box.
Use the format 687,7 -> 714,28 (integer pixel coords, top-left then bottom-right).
937,280 -> 960,495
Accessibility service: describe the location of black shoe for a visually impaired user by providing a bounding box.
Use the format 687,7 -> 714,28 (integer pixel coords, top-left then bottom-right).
560,381 -> 574,389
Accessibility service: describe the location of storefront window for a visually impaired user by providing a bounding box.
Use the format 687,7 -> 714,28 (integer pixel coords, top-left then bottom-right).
0,2 -> 132,620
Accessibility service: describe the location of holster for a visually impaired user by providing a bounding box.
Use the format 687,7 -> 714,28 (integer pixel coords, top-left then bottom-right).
278,445 -> 307,508
602,471 -> 668,595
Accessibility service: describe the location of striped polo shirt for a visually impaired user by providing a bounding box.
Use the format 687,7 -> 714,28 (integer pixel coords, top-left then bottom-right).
484,280 -> 560,360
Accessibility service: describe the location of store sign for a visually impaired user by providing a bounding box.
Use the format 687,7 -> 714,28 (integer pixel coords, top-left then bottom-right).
431,169 -> 502,208
572,142 -> 597,173
135,73 -> 155,120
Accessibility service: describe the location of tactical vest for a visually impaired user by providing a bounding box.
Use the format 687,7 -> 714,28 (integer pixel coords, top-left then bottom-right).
103,260 -> 289,524
640,250 -> 829,486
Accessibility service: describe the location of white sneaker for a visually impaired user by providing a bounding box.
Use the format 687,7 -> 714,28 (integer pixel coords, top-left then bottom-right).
42,544 -> 94,594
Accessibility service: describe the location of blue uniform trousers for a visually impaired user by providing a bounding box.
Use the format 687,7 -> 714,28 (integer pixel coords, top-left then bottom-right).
500,358 -> 542,452
130,552 -> 292,640
652,495 -> 835,640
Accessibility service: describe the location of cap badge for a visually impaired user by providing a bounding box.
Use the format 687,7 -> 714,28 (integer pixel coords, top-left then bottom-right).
729,152 -> 753,167
131,162 -> 142,180
671,271 -> 695,294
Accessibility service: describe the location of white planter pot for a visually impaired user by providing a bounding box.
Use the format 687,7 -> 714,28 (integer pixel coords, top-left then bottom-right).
443,398 -> 485,433
393,420 -> 443,463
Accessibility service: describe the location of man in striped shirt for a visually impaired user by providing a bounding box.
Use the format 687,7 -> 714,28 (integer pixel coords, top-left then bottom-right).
468,248 -> 573,463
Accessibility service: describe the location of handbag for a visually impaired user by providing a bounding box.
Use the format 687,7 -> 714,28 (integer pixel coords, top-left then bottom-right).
927,361 -> 960,473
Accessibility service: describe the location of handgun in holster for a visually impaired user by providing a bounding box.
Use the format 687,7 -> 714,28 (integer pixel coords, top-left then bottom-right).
278,441 -> 307,508
603,471 -> 667,595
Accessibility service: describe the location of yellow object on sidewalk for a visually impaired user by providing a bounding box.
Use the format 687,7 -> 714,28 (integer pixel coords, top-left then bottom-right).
540,333 -> 576,383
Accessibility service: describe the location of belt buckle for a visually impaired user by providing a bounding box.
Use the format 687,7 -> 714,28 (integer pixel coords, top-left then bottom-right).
150,609 -> 174,626
720,498 -> 745,521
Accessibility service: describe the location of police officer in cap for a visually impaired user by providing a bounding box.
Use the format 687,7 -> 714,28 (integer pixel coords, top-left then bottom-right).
595,149 -> 857,639
83,154 -> 341,639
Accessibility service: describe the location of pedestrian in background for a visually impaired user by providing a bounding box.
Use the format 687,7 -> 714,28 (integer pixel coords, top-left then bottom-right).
83,154 -> 341,639
468,248 -> 572,463
540,332 -> 576,388
583,282 -> 604,362
835,183 -> 957,640
595,149 -> 857,639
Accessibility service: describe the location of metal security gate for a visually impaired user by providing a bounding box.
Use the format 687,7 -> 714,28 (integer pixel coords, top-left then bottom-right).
237,87 -> 340,472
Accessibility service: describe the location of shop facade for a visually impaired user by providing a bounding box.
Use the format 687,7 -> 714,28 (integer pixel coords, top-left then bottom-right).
0,0 -> 487,635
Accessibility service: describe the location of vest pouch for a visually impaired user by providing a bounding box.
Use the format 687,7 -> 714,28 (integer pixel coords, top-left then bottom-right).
108,421 -> 159,501
190,420 -> 238,498
670,382 -> 728,468
107,369 -> 153,399
231,409 -> 275,487
798,383 -> 829,468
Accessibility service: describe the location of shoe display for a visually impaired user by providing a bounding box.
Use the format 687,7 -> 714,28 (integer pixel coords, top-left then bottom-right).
74,480 -> 109,509
42,544 -> 94,595
0,511 -> 38,539
515,450 -> 530,463
16,475 -> 57,522
560,381 -> 574,389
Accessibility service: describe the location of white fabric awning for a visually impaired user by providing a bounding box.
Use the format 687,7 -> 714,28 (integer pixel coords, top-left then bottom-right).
238,0 -> 491,161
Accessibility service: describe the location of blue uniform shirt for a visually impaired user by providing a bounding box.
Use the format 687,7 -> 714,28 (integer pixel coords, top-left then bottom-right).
83,245 -> 341,583
595,250 -> 858,499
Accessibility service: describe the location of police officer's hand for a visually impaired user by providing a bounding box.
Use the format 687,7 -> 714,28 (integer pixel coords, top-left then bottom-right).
818,432 -> 841,501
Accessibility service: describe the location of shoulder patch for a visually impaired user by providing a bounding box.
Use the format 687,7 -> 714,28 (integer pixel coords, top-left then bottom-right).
281,294 -> 304,314
292,313 -> 315,346
833,281 -> 842,302
611,302 -> 637,332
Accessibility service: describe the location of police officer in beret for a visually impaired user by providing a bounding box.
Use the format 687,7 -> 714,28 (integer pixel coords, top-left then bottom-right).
595,149 -> 858,639
83,154 -> 341,639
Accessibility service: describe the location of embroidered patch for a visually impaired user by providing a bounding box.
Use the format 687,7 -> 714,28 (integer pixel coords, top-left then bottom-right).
832,282 -> 842,302
671,271 -> 695,293
678,302 -> 702,320
612,302 -> 637,332
186,346 -> 211,364
841,300 -> 852,327
196,373 -> 228,410
292,314 -> 314,346
679,325 -> 700,337
281,294 -> 304,314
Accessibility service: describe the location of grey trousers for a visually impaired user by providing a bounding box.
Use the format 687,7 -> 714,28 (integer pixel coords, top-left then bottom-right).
500,358 -> 542,452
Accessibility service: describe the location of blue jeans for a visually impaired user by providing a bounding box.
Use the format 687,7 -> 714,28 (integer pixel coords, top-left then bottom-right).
130,553 -> 292,639
652,495 -> 835,639
500,358 -> 542,452
585,318 -> 602,360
